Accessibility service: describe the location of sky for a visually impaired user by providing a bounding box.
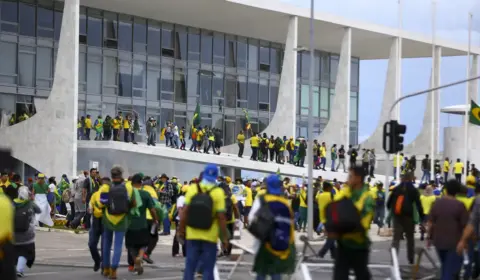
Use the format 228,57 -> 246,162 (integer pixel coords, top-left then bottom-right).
283,0 -> 480,150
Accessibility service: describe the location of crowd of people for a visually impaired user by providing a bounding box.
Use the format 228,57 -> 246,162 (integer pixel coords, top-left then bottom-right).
3,160 -> 480,279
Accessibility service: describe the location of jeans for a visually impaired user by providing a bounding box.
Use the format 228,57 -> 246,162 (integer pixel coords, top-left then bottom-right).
421,170 -> 431,182
88,217 -> 103,265
336,158 -> 346,171
373,206 -> 385,228
77,127 -> 84,140
321,157 -> 326,169
172,135 -> 179,148
294,211 -> 300,229
437,249 -> 463,280
102,229 -> 125,270
165,133 -> 171,146
163,204 -> 172,234
331,159 -> 336,171
251,147 -> 258,160
184,240 -> 217,280
148,131 -> 157,145
85,128 -> 91,140
123,129 -> 129,142
289,150 -> 295,163
112,129 -> 119,141
463,240 -> 475,280
256,274 -> 281,280
190,140 -> 197,151
444,172 -> 449,181
298,207 -> 307,229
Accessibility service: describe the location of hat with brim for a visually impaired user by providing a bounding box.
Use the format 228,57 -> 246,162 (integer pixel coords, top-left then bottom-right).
160,173 -> 169,180
266,175 -> 282,195
203,164 -> 218,183
37,173 -> 45,179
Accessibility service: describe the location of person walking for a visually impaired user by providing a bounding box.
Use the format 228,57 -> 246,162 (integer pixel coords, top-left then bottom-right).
336,145 -> 346,172
330,144 -> 337,172
369,149 -> 376,178
453,158 -> 464,183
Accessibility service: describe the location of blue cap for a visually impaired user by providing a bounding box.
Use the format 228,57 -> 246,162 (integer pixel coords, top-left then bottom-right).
266,174 -> 282,195
203,164 -> 219,183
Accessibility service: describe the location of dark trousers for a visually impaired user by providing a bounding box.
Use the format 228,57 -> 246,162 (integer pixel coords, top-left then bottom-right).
66,202 -> 75,227
113,129 -> 119,141
362,162 -> 369,176
146,220 -> 158,255
333,244 -> 371,280
104,129 -> 112,140
172,221 -> 186,256
319,238 -> 336,259
127,246 -> 143,266
180,139 -> 186,149
455,174 -> 462,182
0,241 -> 16,280
369,165 -> 375,177
444,172 -> 449,181
124,129 -> 129,142
238,143 -> 244,157
85,128 -> 91,140
391,215 -> 415,264
130,132 -> 135,143
190,140 -> 197,151
269,149 -> 275,161
437,249 -> 462,280
88,217 -> 103,265
373,207 -> 385,228
251,147 -> 258,160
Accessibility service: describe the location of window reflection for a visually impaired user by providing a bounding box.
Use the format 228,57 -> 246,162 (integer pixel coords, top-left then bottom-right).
119,60 -> 132,97
236,76 -> 247,101
237,41 -> 247,69
212,74 -> 223,99
19,1 -> 35,37
132,61 -> 146,98
37,4 -> 54,38
36,47 -> 52,81
225,37 -> 236,67
199,73 -> 212,106
313,86 -> 319,117
87,55 -> 102,94
79,52 -> 86,84
188,30 -> 200,61
1,0 -> 18,34
18,50 -> 35,87
258,79 -> 268,103
103,56 -> 118,86
187,69 -> 198,105
118,15 -> 132,52
103,12 -> 117,49
53,2 -> 62,41
320,87 -> 329,118
0,42 -> 17,83
161,26 -> 174,57
330,55 -> 338,84
225,76 -> 236,108
174,71 -> 187,103
213,33 -> 224,65
350,96 -> 357,121
161,67 -> 173,93
301,52 -> 310,78
87,9 -> 102,47
201,31 -> 213,64
175,26 -> 187,60
147,67 -> 160,101
270,47 -> 281,74
259,44 -> 269,72
133,18 -> 146,53
248,40 -> 258,71
269,83 -> 278,112
224,119 -> 235,145
147,21 -> 160,56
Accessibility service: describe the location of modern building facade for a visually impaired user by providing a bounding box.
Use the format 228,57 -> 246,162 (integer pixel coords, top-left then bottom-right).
0,0 -> 477,179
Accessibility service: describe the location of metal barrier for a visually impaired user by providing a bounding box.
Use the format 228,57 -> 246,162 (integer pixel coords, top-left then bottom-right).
411,247 -> 439,280
213,240 -> 255,280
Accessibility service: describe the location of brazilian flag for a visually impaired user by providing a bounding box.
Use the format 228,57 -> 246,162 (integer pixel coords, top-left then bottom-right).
192,103 -> 201,127
469,100 -> 480,126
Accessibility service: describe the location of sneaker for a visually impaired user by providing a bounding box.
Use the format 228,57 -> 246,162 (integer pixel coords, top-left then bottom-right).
143,253 -> 154,264
109,269 -> 117,279
128,266 -> 134,272
93,261 -> 101,272
16,271 -> 25,278
134,257 -> 144,275
103,267 -> 111,277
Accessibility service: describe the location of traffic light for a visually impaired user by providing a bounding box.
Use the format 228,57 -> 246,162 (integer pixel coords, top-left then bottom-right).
383,120 -> 407,154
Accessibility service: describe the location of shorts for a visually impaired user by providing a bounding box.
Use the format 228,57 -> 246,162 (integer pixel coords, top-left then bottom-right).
244,206 -> 251,217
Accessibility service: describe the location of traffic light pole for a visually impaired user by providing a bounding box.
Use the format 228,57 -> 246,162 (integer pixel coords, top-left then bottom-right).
383,75 -> 480,211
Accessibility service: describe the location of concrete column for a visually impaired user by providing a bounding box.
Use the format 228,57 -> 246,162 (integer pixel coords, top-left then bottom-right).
220,166 -> 241,181
470,54 -> 478,102
360,37 -> 400,150
405,46 -> 441,155
318,27 -> 351,149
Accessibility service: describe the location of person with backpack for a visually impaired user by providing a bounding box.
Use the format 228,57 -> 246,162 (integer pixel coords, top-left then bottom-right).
326,166 -> 374,280
248,174 -> 296,279
97,166 -> 136,279
156,174 -> 175,236
14,186 -> 41,278
177,164 -> 229,280
371,181 -> 386,235
387,172 -> 424,265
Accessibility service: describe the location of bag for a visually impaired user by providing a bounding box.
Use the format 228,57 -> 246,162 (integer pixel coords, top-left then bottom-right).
186,184 -> 215,230
15,203 -> 32,233
248,197 -> 275,242
62,189 -> 71,203
107,183 -> 130,215
325,191 -> 369,235
393,186 -> 412,216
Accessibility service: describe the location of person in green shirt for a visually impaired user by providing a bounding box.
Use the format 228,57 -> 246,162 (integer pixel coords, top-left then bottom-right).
126,174 -> 158,275
33,174 -> 48,195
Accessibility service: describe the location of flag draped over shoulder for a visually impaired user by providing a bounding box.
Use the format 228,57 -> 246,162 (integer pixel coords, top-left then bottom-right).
469,100 -> 480,126
242,108 -> 251,130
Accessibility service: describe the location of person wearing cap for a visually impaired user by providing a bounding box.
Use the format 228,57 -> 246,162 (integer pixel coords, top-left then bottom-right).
178,164 -> 229,280
32,174 -> 53,227
249,174 -> 296,278
0,171 -> 17,201
155,173 -> 175,235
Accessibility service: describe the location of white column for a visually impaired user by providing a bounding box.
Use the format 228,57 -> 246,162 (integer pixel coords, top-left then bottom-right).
318,27 -> 351,148
432,46 -> 441,156
470,55 -> 478,102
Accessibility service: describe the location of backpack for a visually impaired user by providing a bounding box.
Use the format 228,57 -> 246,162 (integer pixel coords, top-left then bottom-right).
248,196 -> 275,242
325,191 -> 369,235
107,183 -> 130,215
62,189 -> 71,203
186,184 -> 215,230
15,202 -> 32,233
393,185 -> 412,216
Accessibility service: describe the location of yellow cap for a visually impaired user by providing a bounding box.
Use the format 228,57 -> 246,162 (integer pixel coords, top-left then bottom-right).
37,173 -> 45,179
225,176 -> 232,184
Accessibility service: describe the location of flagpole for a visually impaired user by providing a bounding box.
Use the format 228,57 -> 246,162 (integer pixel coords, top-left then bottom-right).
464,13 -> 472,179
395,0 -> 403,181
430,0 -> 436,178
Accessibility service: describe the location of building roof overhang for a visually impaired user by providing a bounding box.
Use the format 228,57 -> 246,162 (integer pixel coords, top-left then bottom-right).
441,104 -> 468,115
80,0 -> 479,60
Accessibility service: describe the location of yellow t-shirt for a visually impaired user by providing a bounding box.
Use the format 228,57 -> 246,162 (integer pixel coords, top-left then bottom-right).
244,187 -> 253,207
228,195 -> 238,224
196,130 -> 203,141
393,155 -> 403,168
250,136 -> 259,148
112,119 -> 120,129
256,188 -> 267,196
316,192 -> 333,223
0,194 -> 13,244
89,192 -> 103,218
454,162 -> 464,174
142,185 -> 158,220
320,146 -> 326,158
237,134 -> 245,144
443,161 -> 450,173
85,118 -> 92,129
456,196 -> 474,211
185,184 -> 225,243
420,195 -> 436,215
123,119 -> 130,129
298,189 -> 307,208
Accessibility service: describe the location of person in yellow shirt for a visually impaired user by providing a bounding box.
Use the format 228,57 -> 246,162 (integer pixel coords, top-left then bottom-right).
250,132 -> 260,161
297,185 -> 308,232
177,164 -> 228,279
316,182 -> 336,258
140,176 -> 160,263
453,158 -> 464,183
244,183 -> 253,226
123,115 -> 131,143
443,158 -> 450,181
112,116 -> 121,141
85,114 -> 92,140
320,142 -> 327,171
371,181 -> 386,234
419,186 -> 436,241
268,135 -> 275,162
392,153 -> 404,180
237,131 -> 245,158
196,127 -> 204,151
0,190 -> 14,279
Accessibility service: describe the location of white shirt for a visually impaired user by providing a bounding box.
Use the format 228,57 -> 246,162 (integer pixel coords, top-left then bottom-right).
48,183 -> 56,193
176,195 -> 185,220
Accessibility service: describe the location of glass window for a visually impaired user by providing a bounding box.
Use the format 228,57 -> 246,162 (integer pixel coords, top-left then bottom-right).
330,55 -> 339,84
201,30 -> 213,64
175,71 -> 187,103
320,87 -> 329,118
18,51 -> 35,87
132,61 -> 146,98
237,76 -> 247,100
259,45 -> 269,72
188,29 -> 200,61
79,52 -> 86,83
351,60 -> 359,88
103,12 -> 117,49
53,2 -> 62,41
258,79 -> 268,103
118,60 -> 132,97
175,25 -> 187,60
187,69 -> 198,105
248,40 -> 258,71
161,67 -> 173,93
247,78 -> 258,110
118,15 -> 132,52
300,85 -> 308,115
0,93 -> 15,117
237,40 -> 247,68
270,82 -> 278,112
161,25 -> 174,57
199,73 -> 212,106
103,56 -> 117,86
350,96 -> 357,121
79,7 -> 86,35
224,120 -> 235,145
0,42 -> 17,76
320,52 -> 329,82
225,76 -> 236,108
19,1 -> 35,37
1,0 -> 17,33
133,18 -> 146,53
161,108 -> 173,126
36,47 -> 52,80
87,9 -> 102,47
313,86 -> 319,117
147,68 -> 160,101
270,47 -> 281,74
147,21 -> 160,56
37,3 -> 54,38
87,55 -> 102,94
225,37 -> 236,67
213,33 -> 224,65
314,51 -> 320,80
301,52 -> 310,78
212,74 -> 223,99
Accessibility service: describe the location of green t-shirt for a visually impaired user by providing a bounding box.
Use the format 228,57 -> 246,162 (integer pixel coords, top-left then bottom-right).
128,190 -> 154,230
33,182 -> 49,194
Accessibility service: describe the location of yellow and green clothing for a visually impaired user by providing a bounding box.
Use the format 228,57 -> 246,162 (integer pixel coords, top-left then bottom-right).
96,182 -> 134,231
443,160 -> 450,173
0,194 -> 14,245
89,191 -> 103,218
112,119 -> 121,129
33,182 -> 48,194
85,118 -> 92,129
316,191 -> 333,224
420,195 -> 436,215
250,136 -> 260,148
456,195 -> 475,211
142,185 -> 158,220
123,119 -> 130,130
454,162 -> 464,174
244,187 -> 253,207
